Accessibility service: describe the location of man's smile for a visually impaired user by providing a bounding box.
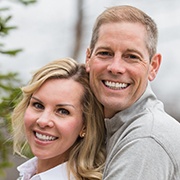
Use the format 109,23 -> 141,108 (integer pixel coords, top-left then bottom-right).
103,80 -> 129,90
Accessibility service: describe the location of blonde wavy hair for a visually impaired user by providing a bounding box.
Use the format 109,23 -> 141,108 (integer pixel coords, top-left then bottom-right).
12,58 -> 106,180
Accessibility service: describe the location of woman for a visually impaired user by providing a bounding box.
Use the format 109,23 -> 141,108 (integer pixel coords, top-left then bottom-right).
12,58 -> 106,180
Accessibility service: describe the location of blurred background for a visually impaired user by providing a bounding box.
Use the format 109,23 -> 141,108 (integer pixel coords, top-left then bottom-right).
0,0 -> 180,179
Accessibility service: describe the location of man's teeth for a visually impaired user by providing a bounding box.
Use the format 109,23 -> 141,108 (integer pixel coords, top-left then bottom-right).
35,132 -> 57,141
104,81 -> 128,89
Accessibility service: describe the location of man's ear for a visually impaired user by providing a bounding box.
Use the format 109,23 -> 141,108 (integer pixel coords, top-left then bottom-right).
148,53 -> 162,81
85,48 -> 91,72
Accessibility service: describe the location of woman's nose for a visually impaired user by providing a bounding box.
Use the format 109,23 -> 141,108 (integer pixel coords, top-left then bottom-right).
36,112 -> 54,128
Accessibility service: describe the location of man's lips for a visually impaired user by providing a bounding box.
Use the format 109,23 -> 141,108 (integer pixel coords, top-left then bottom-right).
103,80 -> 129,90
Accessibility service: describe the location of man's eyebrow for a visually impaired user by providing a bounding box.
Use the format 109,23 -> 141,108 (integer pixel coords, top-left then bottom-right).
126,48 -> 144,57
95,46 -> 111,51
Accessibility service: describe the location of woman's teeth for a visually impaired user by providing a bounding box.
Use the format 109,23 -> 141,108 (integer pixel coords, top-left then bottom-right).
35,132 -> 57,141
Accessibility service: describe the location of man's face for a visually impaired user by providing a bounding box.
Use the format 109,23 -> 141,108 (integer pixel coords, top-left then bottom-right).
86,22 -> 161,118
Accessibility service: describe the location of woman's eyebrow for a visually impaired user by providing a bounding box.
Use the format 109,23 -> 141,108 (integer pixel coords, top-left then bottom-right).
31,96 -> 42,103
56,104 -> 75,109
31,96 -> 76,109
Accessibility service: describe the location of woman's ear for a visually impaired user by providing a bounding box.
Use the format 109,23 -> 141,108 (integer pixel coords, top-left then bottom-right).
79,126 -> 86,138
148,53 -> 162,81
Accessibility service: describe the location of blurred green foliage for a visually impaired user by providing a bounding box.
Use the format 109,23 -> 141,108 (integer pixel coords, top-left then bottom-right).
0,0 -> 37,177
0,73 -> 22,177
0,7 -> 22,56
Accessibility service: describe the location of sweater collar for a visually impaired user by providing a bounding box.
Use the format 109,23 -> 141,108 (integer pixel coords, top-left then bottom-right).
104,83 -> 157,137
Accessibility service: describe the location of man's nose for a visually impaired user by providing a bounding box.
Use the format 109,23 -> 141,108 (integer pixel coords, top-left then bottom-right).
107,56 -> 126,75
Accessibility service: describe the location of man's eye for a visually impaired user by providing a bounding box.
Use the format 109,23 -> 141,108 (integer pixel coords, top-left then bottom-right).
33,102 -> 44,109
58,108 -> 70,115
97,51 -> 112,56
124,54 -> 141,61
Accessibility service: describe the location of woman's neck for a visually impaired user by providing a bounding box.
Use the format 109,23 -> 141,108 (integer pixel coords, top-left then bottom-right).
37,156 -> 68,174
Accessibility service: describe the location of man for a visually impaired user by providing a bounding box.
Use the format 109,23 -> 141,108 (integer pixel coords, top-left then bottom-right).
86,5 -> 180,180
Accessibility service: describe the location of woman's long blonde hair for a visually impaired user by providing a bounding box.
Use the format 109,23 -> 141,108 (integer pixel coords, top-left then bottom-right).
12,58 -> 106,180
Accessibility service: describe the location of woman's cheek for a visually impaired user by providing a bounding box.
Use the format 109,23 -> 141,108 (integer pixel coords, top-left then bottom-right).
24,108 -> 35,127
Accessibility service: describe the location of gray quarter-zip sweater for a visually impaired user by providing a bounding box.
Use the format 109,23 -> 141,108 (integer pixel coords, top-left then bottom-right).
103,83 -> 180,180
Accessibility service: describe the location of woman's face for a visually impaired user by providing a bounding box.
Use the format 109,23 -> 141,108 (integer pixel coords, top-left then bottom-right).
24,78 -> 85,165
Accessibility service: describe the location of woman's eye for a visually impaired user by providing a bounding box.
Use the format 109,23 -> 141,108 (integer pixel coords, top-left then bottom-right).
58,108 -> 70,115
33,102 -> 44,110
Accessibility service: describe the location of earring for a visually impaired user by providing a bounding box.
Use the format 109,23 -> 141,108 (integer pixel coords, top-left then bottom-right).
80,132 -> 86,138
